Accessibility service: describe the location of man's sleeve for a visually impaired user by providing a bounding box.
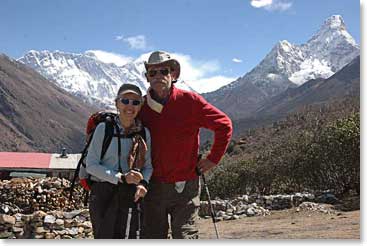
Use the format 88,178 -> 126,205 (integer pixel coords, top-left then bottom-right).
195,94 -> 233,164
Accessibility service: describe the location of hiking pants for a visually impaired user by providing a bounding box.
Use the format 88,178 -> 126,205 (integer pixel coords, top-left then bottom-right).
142,178 -> 201,239
89,182 -> 142,239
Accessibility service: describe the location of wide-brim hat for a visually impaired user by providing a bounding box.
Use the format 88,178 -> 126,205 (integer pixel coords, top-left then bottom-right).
144,51 -> 180,82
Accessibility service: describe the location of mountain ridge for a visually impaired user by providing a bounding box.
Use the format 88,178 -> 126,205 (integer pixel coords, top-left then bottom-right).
0,53 -> 98,152
203,15 -> 359,120
18,50 -> 198,109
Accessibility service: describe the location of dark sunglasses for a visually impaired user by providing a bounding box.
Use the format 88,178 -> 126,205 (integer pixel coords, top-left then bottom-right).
147,68 -> 170,77
118,98 -> 141,106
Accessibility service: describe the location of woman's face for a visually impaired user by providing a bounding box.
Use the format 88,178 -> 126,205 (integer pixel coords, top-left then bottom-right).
116,92 -> 142,121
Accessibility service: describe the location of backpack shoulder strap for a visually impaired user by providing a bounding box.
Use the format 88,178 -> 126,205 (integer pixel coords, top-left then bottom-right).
101,118 -> 116,160
70,112 -> 117,202
138,127 -> 147,142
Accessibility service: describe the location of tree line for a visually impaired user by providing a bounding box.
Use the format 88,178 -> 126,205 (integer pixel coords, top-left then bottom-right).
203,97 -> 360,199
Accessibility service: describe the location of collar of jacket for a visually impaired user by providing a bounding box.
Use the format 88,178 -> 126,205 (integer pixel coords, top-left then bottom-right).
146,85 -> 176,114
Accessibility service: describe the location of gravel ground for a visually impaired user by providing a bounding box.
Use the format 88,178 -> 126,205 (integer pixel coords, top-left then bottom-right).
197,208 -> 360,239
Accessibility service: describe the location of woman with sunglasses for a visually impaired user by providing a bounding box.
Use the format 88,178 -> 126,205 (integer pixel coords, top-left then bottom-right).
86,83 -> 152,239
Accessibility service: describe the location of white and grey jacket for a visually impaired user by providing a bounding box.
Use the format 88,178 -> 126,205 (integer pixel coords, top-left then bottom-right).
85,122 -> 153,185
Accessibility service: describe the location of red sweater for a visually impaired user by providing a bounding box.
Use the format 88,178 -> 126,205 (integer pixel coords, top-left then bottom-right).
139,86 -> 233,183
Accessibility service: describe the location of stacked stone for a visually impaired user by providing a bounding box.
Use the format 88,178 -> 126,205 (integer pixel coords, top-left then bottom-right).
242,193 -> 315,210
0,214 -> 16,239
297,202 -> 336,214
0,177 -> 85,214
199,199 -> 270,221
199,192 -> 316,220
0,209 -> 93,239
261,195 -> 294,210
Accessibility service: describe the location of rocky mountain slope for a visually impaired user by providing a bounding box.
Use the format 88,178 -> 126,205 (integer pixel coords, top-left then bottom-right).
0,54 -> 98,152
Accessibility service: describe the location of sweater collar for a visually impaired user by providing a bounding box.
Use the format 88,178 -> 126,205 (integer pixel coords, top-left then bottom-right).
146,85 -> 177,114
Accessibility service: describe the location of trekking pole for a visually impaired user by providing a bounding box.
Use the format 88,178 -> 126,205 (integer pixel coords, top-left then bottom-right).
125,207 -> 133,239
136,202 -> 141,239
196,155 -> 220,239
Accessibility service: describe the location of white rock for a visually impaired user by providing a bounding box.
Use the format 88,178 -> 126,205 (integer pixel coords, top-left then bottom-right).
246,208 -> 256,216
44,215 -> 56,224
55,219 -> 64,226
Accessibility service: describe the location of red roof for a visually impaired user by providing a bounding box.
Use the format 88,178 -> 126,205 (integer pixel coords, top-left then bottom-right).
0,152 -> 52,169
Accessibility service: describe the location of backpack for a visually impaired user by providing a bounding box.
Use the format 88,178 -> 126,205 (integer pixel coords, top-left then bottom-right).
68,111 -> 146,203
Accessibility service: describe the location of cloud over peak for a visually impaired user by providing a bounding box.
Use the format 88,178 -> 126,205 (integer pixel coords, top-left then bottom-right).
232,58 -> 243,63
250,0 -> 292,12
85,50 -> 133,66
250,0 -> 272,8
115,35 -> 148,50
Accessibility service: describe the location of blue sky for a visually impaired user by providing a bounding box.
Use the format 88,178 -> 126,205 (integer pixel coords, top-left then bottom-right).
0,0 -> 361,83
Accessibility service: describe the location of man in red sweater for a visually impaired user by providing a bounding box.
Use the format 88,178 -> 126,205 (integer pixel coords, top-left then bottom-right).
139,51 -> 232,239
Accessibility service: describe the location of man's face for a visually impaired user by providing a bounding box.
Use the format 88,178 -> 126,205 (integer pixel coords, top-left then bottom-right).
145,64 -> 174,94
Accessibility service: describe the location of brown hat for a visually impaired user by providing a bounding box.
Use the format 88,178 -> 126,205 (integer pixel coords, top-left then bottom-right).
144,51 -> 180,81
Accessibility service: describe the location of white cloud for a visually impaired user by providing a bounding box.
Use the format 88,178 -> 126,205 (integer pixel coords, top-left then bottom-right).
85,50 -> 133,66
115,35 -> 124,41
184,76 -> 236,93
167,52 -> 235,93
232,58 -> 243,63
198,60 -> 221,74
170,53 -> 220,81
250,0 -> 272,8
250,0 -> 292,12
116,35 -> 148,50
267,1 -> 292,11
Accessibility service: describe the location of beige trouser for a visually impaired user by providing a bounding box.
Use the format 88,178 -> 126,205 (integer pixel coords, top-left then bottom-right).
142,178 -> 201,239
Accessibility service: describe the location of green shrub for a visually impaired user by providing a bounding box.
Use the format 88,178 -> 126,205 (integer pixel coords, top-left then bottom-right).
205,111 -> 360,199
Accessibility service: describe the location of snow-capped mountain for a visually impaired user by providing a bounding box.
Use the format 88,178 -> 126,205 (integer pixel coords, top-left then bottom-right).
234,15 -> 358,95
291,15 -> 359,84
204,15 -> 359,119
18,15 -> 358,114
18,50 -> 144,108
18,50 -> 196,108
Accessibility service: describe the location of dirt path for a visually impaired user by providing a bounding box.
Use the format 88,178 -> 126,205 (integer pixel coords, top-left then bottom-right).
197,209 -> 360,239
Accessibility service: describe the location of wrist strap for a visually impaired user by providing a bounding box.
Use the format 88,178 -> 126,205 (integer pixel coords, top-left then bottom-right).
119,174 -> 126,184
138,179 -> 148,190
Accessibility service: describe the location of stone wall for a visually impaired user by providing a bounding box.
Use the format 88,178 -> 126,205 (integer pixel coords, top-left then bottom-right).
199,193 -> 317,220
0,177 -> 84,214
0,210 -> 92,239
0,177 -> 339,239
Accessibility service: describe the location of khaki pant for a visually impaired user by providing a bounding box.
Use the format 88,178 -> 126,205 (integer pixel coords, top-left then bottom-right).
142,178 -> 201,239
